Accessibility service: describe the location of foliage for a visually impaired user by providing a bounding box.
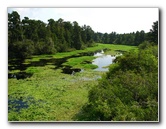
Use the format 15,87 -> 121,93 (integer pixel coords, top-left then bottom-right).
62,56 -> 98,69
148,21 -> 158,44
76,44 -> 158,121
8,39 -> 34,59
8,43 -> 136,121
8,11 -> 158,61
138,41 -> 154,50
8,11 -> 95,60
94,21 -> 158,46
8,11 -> 158,121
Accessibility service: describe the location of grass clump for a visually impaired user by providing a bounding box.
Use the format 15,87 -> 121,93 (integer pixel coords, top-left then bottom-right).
62,56 -> 98,69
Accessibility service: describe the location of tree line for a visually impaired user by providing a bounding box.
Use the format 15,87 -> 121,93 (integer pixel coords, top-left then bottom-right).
8,11 -> 158,59
94,22 -> 158,46
8,11 -> 94,59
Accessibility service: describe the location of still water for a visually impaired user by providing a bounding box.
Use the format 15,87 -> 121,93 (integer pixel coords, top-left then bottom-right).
8,49 -> 120,79
92,50 -> 116,71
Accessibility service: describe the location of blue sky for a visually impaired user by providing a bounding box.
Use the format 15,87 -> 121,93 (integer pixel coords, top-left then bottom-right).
8,8 -> 158,34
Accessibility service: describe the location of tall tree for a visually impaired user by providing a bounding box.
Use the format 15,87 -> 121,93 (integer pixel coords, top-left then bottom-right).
8,11 -> 34,59
64,21 -> 73,48
102,33 -> 109,44
139,30 -> 145,44
8,11 -> 23,43
134,31 -> 140,46
73,21 -> 82,50
149,21 -> 158,44
109,32 -> 116,44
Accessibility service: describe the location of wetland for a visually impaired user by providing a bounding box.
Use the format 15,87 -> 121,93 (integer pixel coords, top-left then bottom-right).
8,43 -> 137,121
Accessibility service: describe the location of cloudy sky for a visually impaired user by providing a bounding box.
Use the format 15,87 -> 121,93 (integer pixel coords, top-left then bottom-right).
8,8 -> 158,34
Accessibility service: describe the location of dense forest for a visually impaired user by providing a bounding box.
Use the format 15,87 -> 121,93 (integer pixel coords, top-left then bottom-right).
8,11 -> 158,59
8,11 -> 158,121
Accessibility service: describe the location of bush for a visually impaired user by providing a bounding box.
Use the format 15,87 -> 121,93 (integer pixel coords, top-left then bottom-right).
9,39 -> 34,59
79,45 -> 158,121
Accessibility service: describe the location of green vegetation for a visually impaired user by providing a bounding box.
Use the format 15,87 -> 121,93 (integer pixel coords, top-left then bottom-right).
8,43 -> 136,121
76,44 -> 158,121
40,43 -> 136,59
8,66 -> 104,121
8,11 -> 158,121
25,66 -> 41,74
8,11 -> 157,61
62,56 -> 97,69
16,42 -> 137,72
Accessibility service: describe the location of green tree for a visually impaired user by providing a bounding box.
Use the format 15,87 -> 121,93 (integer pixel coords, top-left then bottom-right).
22,18 -> 39,42
47,19 -> 58,51
64,21 -> 73,48
134,31 -> 140,46
8,11 -> 23,44
102,33 -> 109,44
73,21 -> 82,50
9,39 -> 34,59
93,32 -> 103,43
139,30 -> 145,44
109,32 -> 116,44
148,21 -> 158,44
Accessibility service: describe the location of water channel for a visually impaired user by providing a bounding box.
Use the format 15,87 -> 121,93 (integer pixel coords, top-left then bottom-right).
8,49 -> 121,79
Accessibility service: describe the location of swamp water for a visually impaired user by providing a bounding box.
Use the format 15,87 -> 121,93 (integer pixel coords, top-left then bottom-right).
8,50 -> 120,79
92,50 -> 116,71
8,50 -> 121,112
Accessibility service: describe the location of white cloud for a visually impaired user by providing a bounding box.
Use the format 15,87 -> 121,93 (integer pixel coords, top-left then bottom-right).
8,8 -> 158,34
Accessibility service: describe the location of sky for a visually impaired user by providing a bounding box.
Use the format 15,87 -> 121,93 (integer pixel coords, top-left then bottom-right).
8,8 -> 158,34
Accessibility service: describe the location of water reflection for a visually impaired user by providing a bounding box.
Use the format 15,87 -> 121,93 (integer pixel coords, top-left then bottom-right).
62,66 -> 82,74
92,51 -> 116,71
94,50 -> 104,57
8,72 -> 33,80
